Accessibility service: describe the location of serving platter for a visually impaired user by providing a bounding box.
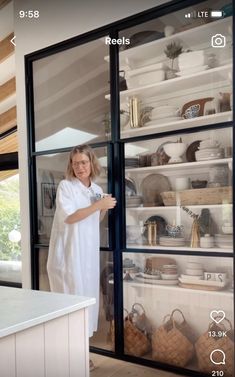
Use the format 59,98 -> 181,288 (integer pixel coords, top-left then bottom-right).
140,174 -> 171,206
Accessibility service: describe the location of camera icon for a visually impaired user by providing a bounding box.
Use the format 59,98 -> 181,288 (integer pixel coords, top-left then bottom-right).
211,34 -> 226,48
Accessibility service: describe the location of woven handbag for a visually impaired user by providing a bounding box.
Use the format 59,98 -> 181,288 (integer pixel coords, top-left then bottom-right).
124,307 -> 151,357
110,306 -> 151,357
152,309 -> 195,367
195,318 -> 234,377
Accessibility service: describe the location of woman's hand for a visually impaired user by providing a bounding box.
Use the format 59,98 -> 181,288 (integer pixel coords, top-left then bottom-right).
65,196 -> 116,224
96,196 -> 117,211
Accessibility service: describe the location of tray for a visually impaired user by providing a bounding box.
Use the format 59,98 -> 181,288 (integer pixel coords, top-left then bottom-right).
179,283 -> 227,291
161,186 -> 232,206
179,278 -> 228,290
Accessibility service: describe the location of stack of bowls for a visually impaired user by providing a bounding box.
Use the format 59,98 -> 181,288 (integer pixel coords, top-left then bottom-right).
215,234 -> 233,249
126,225 -> 142,243
195,139 -> 224,161
222,222 -> 233,234
184,262 -> 204,278
150,105 -> 181,123
126,195 -> 143,208
161,264 -> 178,280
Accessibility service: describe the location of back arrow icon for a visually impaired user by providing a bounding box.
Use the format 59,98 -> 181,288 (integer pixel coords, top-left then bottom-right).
10,36 -> 16,46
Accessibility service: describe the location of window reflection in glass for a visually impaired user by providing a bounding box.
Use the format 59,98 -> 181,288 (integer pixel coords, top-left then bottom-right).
90,250 -> 114,351
0,171 -> 22,283
36,146 -> 108,245
33,38 -> 111,151
119,0 -> 233,138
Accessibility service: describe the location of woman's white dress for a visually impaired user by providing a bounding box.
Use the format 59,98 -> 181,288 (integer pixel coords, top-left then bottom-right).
47,178 -> 103,337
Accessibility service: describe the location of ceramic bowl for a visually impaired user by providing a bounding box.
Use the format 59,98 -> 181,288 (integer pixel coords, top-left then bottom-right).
164,142 -> 186,163
186,262 -> 202,269
186,268 -> 204,276
126,225 -> 142,242
191,180 -> 207,189
182,104 -> 200,119
222,226 -> 233,234
200,235 -> 214,248
166,224 -> 184,237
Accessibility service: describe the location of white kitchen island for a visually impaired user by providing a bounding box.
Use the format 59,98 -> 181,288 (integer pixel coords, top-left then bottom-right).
0,286 -> 95,377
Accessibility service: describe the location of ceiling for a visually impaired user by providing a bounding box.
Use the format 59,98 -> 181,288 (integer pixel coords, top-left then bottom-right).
0,0 -> 17,181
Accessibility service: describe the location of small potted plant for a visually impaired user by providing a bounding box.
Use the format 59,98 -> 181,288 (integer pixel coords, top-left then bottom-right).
164,41 -> 183,79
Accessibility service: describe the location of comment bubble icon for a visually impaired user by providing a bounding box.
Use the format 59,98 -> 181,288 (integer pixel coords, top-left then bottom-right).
210,349 -> 226,365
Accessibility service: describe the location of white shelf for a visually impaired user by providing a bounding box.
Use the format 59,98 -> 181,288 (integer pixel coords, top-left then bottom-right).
105,64 -> 232,102
121,112 -> 233,137
125,281 -> 233,297
104,17 -> 231,70
126,204 -> 232,211
125,157 -> 232,175
126,244 -> 233,253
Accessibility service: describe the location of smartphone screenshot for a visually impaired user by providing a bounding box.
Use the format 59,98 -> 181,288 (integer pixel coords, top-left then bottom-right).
0,1 -> 234,376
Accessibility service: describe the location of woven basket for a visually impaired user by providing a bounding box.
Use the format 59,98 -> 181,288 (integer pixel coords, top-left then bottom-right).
195,318 -> 234,377
110,307 -> 151,357
152,309 -> 195,367
161,186 -> 232,206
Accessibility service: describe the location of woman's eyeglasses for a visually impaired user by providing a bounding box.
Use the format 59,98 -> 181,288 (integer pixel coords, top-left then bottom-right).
72,160 -> 90,168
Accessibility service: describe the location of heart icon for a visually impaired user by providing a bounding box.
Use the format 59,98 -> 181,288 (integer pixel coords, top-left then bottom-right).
210,310 -> 225,324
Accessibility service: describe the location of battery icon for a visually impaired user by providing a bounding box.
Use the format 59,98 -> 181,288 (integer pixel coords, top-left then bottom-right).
211,10 -> 223,17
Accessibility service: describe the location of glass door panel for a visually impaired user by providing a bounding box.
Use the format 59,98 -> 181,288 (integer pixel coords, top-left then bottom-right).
117,0 -> 233,138
35,146 -> 108,246
33,37 -> 111,152
90,250 -> 114,351
123,252 -> 234,375
124,127 -> 233,253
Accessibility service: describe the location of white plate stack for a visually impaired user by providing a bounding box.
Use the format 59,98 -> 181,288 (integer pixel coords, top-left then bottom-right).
126,195 -> 143,208
145,105 -> 181,126
195,140 -> 224,161
179,262 -> 204,282
159,236 -> 186,247
125,62 -> 166,88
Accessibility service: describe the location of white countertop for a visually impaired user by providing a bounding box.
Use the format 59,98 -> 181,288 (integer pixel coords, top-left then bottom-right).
0,286 -> 95,338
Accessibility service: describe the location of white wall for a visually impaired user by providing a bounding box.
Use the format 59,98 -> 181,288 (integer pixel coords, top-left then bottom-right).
14,0 -> 171,287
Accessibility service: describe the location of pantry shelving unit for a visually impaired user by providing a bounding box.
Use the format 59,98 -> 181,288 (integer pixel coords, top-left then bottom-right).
112,2 -> 234,376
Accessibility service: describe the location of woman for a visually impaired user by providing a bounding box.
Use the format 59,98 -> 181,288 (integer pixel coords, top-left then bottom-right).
47,144 -> 116,341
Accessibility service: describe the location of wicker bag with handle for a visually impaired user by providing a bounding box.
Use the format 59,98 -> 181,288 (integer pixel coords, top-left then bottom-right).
152,309 -> 195,367
124,305 -> 151,357
195,317 -> 234,377
111,304 -> 151,357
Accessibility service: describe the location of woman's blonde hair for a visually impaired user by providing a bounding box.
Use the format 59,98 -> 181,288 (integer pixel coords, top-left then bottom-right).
66,144 -> 101,180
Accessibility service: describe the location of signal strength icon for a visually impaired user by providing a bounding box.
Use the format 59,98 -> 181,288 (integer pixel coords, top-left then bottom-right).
185,13 -> 191,18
